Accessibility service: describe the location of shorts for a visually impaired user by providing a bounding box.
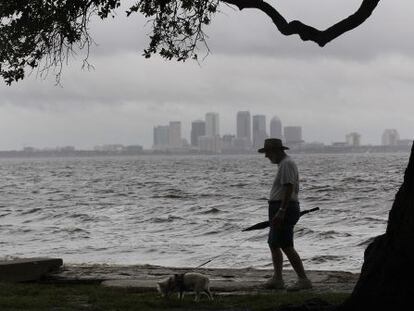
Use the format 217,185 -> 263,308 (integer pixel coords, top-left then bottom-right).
268,200 -> 300,248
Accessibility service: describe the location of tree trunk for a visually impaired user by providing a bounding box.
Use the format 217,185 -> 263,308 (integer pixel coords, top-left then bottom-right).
276,144 -> 414,311
340,142 -> 414,310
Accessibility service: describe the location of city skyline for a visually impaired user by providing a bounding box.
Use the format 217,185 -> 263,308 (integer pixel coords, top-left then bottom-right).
151,110 -> 409,152
0,106 -> 410,151
152,111 -> 303,151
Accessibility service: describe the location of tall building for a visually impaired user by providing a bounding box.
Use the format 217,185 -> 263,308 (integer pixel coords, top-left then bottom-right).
236,111 -> 251,150
284,126 -> 302,145
382,129 -> 400,146
168,121 -> 182,148
191,120 -> 206,146
153,125 -> 169,150
205,112 -> 220,137
237,111 -> 251,140
270,116 -> 283,139
252,115 -> 267,149
346,132 -> 361,147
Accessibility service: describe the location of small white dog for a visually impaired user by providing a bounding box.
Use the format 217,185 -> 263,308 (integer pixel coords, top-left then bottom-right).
156,272 -> 213,301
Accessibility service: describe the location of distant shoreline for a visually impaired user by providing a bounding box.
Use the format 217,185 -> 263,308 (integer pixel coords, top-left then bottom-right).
0,144 -> 411,158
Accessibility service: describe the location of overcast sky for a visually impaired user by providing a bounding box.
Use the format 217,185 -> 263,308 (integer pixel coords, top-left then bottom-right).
1,0 -> 414,150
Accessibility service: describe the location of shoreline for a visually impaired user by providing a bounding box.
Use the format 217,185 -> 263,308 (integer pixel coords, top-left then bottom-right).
46,263 -> 359,294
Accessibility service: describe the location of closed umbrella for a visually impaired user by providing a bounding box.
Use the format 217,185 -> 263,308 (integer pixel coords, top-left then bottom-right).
242,207 -> 319,231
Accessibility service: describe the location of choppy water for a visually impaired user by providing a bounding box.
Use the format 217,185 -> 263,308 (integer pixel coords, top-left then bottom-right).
0,153 -> 409,272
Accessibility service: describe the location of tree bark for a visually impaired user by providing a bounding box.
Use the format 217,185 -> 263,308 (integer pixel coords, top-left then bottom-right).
339,142 -> 414,310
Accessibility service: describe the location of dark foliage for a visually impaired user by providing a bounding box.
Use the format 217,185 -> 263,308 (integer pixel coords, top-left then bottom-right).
0,0 -> 218,84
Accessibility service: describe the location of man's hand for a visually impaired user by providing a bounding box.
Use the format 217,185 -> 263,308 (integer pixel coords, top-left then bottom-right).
272,183 -> 293,228
272,209 -> 286,228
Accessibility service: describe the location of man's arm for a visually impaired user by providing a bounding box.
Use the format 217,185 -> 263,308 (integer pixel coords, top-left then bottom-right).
280,183 -> 294,211
272,183 -> 293,227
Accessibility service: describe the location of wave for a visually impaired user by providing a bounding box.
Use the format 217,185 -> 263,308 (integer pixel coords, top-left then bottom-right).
245,232 -> 267,242
64,227 -> 89,234
96,189 -> 115,194
360,216 -> 387,224
162,194 -> 187,199
202,229 -> 220,235
152,191 -> 190,199
302,195 -> 332,202
316,230 -> 352,239
229,183 -> 248,188
310,255 -> 344,264
197,193 -> 219,197
218,222 -> 240,232
295,227 -> 315,237
20,207 -> 43,215
307,185 -> 339,192
199,207 -> 221,214
50,227 -> 90,238
357,236 -> 377,247
68,213 -> 104,223
150,215 -> 184,223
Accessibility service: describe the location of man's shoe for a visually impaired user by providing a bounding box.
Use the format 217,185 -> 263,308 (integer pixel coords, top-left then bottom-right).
264,277 -> 285,290
287,278 -> 313,291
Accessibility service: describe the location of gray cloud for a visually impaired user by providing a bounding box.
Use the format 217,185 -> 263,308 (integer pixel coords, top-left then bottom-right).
1,0 -> 414,149
44,0 -> 414,65
86,0 -> 414,60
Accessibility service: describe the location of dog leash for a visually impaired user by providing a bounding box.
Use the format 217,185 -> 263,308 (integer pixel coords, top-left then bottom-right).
196,248 -> 237,268
195,230 -> 264,268
195,206 -> 320,268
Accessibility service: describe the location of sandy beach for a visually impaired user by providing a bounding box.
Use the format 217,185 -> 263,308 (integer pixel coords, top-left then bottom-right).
46,264 -> 359,294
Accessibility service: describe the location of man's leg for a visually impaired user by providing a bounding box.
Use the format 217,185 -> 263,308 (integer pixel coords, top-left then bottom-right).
282,246 -> 312,290
264,246 -> 285,289
270,246 -> 283,279
282,246 -> 307,279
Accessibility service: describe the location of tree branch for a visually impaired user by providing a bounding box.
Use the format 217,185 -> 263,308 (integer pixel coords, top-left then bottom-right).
221,0 -> 381,46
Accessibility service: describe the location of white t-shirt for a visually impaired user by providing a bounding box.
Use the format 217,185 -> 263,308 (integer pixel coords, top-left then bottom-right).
269,156 -> 299,202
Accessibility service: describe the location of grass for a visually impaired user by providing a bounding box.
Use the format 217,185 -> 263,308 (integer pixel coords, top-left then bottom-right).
0,282 -> 349,311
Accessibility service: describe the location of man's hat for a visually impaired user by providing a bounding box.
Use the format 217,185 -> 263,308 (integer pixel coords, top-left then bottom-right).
258,138 -> 289,153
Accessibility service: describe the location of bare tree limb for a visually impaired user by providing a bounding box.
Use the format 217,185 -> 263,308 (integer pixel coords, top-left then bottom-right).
0,0 -> 381,84
221,0 -> 380,46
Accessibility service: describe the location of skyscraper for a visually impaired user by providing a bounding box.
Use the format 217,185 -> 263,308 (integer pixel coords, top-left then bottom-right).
270,116 -> 282,139
191,120 -> 206,146
252,115 -> 267,149
205,112 -> 220,137
284,126 -> 303,145
236,111 -> 251,150
237,111 -> 251,140
168,121 -> 182,148
153,125 -> 169,150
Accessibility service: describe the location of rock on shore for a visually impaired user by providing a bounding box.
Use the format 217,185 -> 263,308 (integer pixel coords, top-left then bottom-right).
0,258 -> 63,282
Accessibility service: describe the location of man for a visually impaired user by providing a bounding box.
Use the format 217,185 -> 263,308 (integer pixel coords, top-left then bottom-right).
258,138 -> 312,291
